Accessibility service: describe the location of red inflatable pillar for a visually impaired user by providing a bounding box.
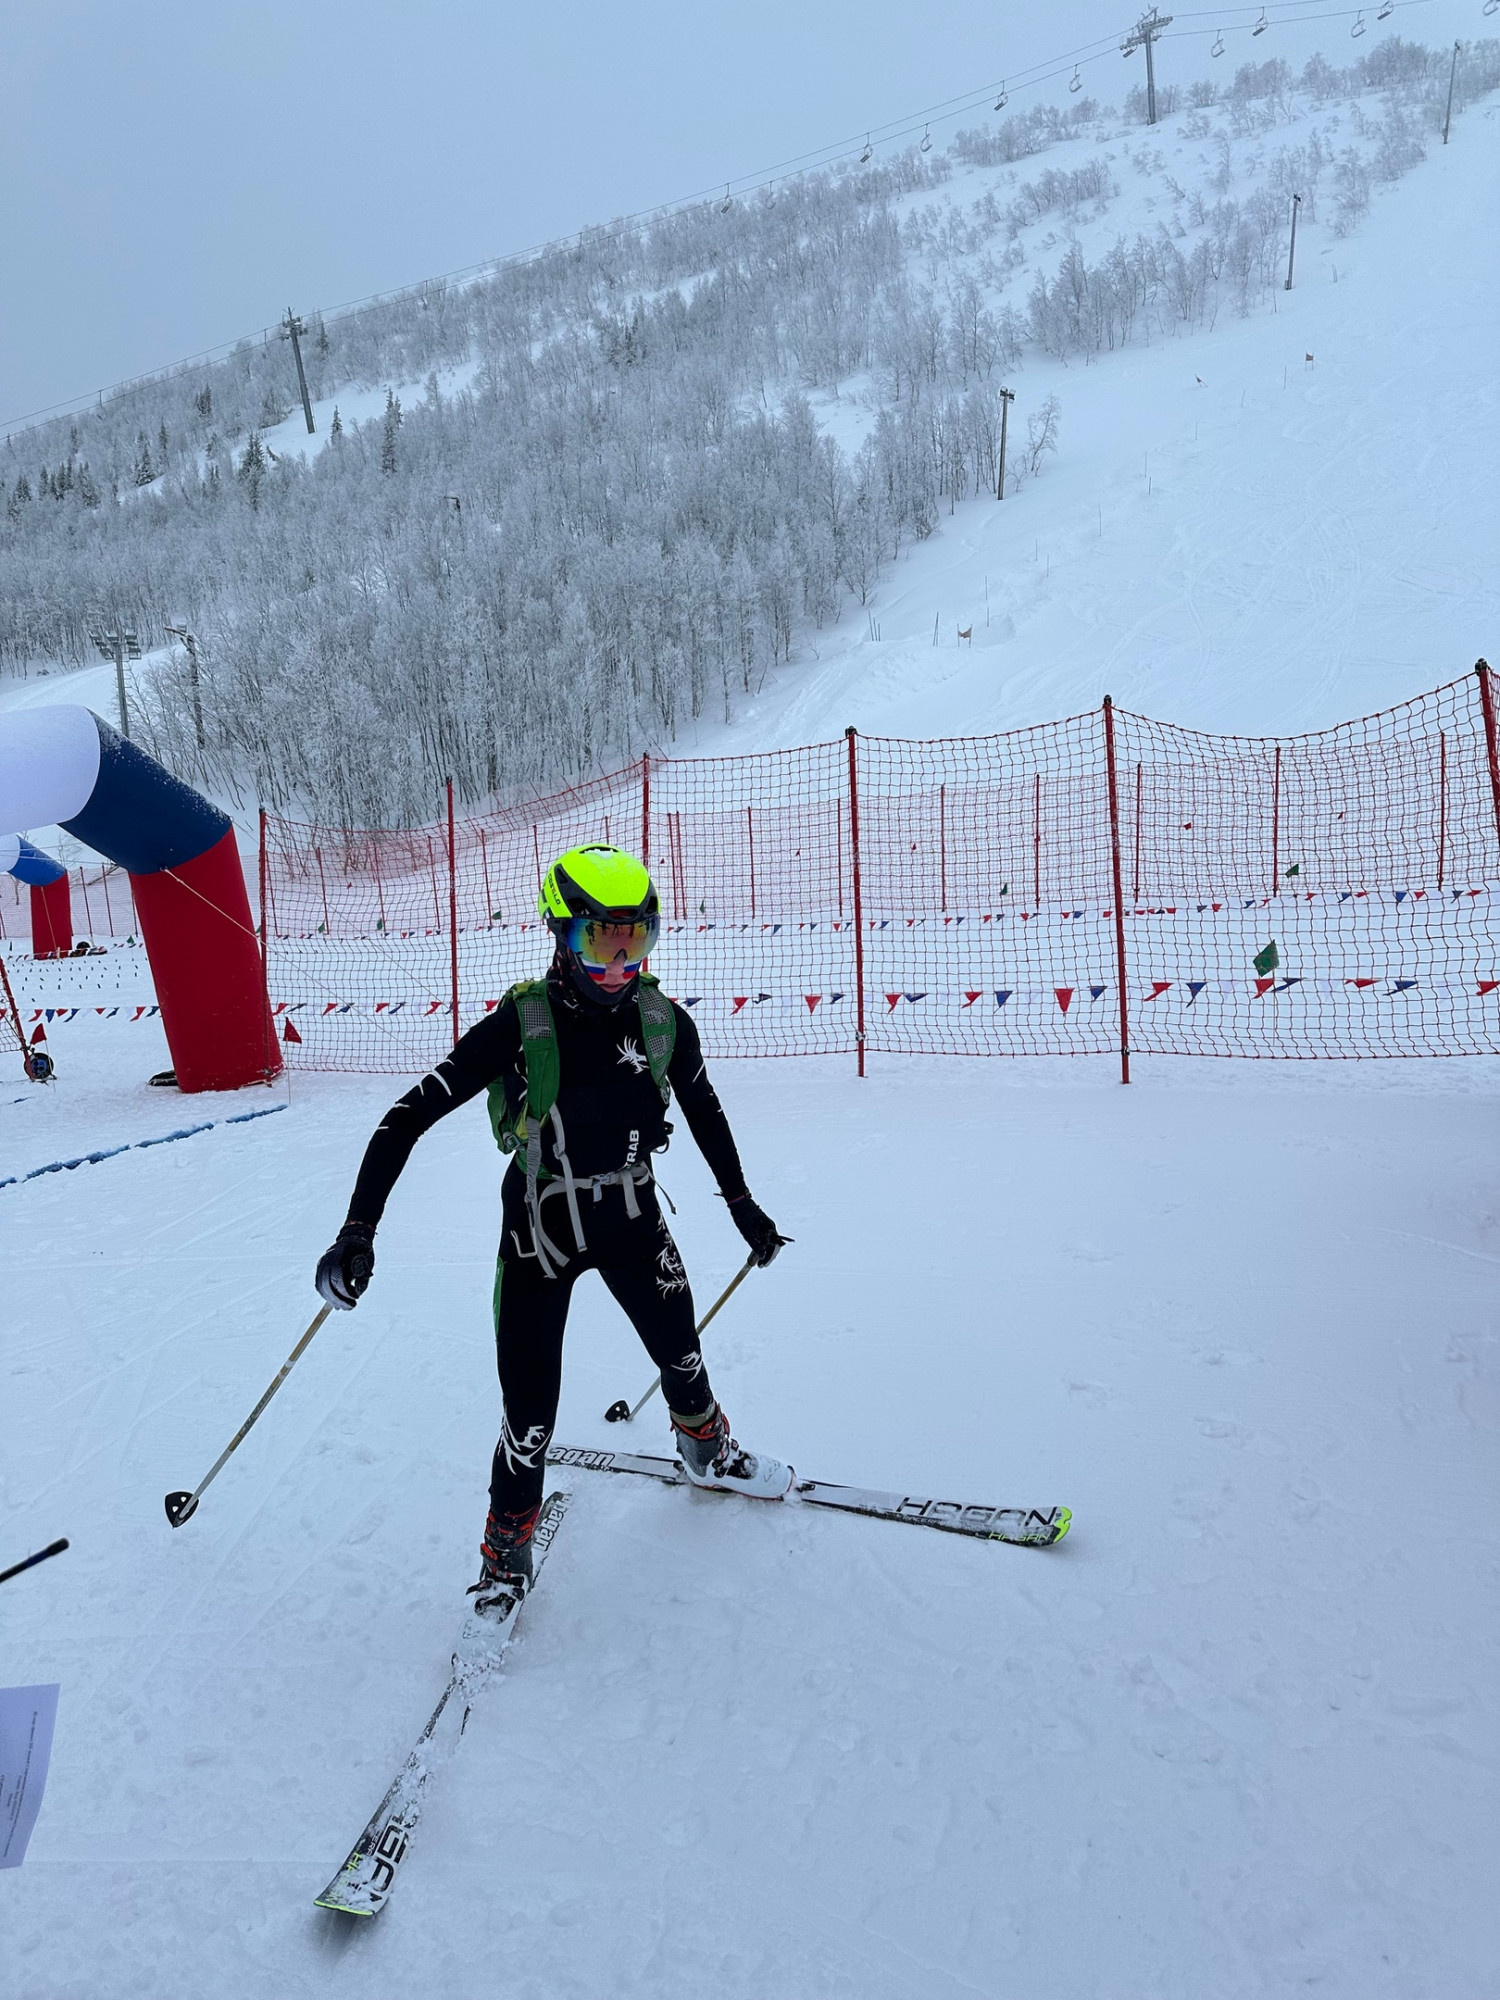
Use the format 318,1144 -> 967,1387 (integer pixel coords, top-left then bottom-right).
30,875 -> 72,959
129,828 -> 278,1092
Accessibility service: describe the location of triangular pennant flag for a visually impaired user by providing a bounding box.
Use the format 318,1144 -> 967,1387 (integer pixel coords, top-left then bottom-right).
1090,985 -> 1106,1000
885,993 -> 901,1011
1346,978 -> 1375,989
1254,977 -> 1276,996
31,1022 -> 47,1043
1276,977 -> 1302,991
683,997 -> 701,1008
829,993 -> 844,1004
1145,981 -> 1171,1000
1394,891 -> 1407,904
1187,981 -> 1206,1000
804,995 -> 821,1013
904,993 -> 926,1004
731,996 -> 748,1014
995,990 -> 1011,1007
755,993 -> 770,1005
283,1017 -> 303,1043
323,1002 -> 340,1015
1478,981 -> 1499,997
962,991 -> 981,1007
1054,987 -> 1074,1015
1391,979 -> 1418,993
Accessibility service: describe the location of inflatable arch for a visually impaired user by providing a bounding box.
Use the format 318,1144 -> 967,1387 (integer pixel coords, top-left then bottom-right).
1,833 -> 72,957
0,708 -> 280,1093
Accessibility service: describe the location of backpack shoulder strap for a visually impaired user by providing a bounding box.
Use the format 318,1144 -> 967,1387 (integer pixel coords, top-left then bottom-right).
486,980 -> 558,1153
636,976 -> 676,1101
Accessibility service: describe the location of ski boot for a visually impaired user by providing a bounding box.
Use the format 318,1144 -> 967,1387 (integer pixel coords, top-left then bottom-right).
672,1403 -> 793,1500
469,1504 -> 538,1616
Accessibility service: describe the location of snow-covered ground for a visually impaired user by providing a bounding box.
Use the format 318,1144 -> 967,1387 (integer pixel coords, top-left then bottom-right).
4,1025 -> 1500,1997
5,40 -> 1500,2000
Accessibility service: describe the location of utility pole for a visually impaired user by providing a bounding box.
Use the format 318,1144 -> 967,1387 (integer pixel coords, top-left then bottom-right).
1283,193 -> 1302,290
996,386 -> 1015,499
1443,41 -> 1460,145
280,308 -> 316,434
1121,8 -> 1173,127
89,620 -> 142,738
165,623 -> 205,748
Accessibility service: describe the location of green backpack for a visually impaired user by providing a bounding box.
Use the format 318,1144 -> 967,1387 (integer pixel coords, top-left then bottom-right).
486,974 -> 677,1213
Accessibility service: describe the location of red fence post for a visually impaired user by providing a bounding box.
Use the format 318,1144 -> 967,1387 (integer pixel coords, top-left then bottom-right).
1436,730 -> 1448,892
641,753 -> 651,868
1103,698 -> 1131,1086
447,778 -> 460,1049
1475,661 -> 1500,855
1271,745 -> 1282,895
257,808 -> 280,1080
845,727 -> 867,1079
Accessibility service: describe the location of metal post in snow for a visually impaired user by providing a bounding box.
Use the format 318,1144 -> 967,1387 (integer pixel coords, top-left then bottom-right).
1443,42 -> 1460,145
1102,698 -> 1131,1085
996,387 -> 1014,499
1283,194 -> 1301,290
845,728 -> 867,1078
258,807 -> 279,1080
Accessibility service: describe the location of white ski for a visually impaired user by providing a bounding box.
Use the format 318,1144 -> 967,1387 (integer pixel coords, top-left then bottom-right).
546,1444 -> 1069,1546
315,1489 -> 570,1918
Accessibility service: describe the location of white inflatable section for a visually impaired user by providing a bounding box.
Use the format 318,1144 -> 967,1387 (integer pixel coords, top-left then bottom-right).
0,833 -> 19,873
0,705 -> 102,834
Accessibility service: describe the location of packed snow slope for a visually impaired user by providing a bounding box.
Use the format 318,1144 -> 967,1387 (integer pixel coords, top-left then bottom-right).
702,84 -> 1500,751
4,1022 -> 1500,1998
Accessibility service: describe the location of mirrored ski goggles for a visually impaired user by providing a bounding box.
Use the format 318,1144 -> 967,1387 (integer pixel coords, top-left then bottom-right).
562,914 -> 659,977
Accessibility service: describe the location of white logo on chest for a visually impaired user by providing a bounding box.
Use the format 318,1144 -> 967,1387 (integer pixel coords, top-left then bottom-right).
617,1037 -> 648,1075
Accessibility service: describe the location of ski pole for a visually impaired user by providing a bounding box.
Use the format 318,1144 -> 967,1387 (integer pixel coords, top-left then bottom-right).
603,1255 -> 756,1424
0,1538 -> 69,1586
165,1304 -> 332,1527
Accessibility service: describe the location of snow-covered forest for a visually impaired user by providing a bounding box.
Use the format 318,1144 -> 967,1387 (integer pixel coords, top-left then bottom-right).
2,37 -> 1494,827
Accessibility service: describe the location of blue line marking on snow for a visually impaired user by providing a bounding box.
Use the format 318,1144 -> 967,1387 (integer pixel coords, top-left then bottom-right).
4,1101 -> 287,1190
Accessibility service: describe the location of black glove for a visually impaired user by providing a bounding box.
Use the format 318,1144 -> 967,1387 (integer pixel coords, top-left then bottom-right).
727,1193 -> 790,1267
315,1223 -> 375,1310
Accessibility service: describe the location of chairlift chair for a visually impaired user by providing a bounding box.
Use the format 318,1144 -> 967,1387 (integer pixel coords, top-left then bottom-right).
720,185 -> 732,213
920,125 -> 932,152
860,134 -> 872,162
1351,10 -> 1366,35
1212,31 -> 1225,56
1252,8 -> 1268,33
1376,0 -> 1394,15
1069,64 -> 1083,92
994,82 -> 1008,110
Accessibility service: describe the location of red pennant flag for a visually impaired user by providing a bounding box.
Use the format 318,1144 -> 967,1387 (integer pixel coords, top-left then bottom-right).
962,991 -> 980,1007
885,992 -> 901,1011
1145,981 -> 1171,1000
1255,976 -> 1276,996
804,995 -> 821,1013
483,999 -> 499,1012
323,1002 -> 340,1015
283,1017 -> 303,1044
1479,981 -> 1499,997
1054,987 -> 1074,1015
1346,978 -> 1375,989
31,1022 -> 47,1043
424,1001 -> 443,1015
131,1006 -> 146,1021
730,997 -> 748,1014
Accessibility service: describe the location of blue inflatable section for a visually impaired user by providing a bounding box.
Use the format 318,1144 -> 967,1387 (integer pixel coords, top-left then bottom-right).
62,716 -> 231,874
8,837 -> 67,887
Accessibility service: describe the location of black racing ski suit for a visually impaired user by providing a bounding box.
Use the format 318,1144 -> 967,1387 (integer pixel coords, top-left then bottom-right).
340,965 -> 751,1518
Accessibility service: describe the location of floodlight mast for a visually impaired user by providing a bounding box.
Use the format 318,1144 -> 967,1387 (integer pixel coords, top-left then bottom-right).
1121,8 -> 1173,127
165,623 -> 205,748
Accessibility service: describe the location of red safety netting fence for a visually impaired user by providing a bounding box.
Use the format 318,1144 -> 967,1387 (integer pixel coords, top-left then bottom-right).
260,664 -> 1500,1076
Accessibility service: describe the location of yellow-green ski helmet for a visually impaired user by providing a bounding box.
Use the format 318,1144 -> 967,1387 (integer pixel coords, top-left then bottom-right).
539,844 -> 660,1005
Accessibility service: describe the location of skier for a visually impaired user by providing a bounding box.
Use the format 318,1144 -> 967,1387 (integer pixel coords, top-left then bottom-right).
314,844 -> 790,1606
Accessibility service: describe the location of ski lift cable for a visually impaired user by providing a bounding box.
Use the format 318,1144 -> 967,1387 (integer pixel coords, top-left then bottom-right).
0,3 -> 1435,438
1162,0 -> 1430,42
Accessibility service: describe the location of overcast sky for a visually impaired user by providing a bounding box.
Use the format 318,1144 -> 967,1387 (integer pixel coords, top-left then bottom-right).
1,0 -> 1471,431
